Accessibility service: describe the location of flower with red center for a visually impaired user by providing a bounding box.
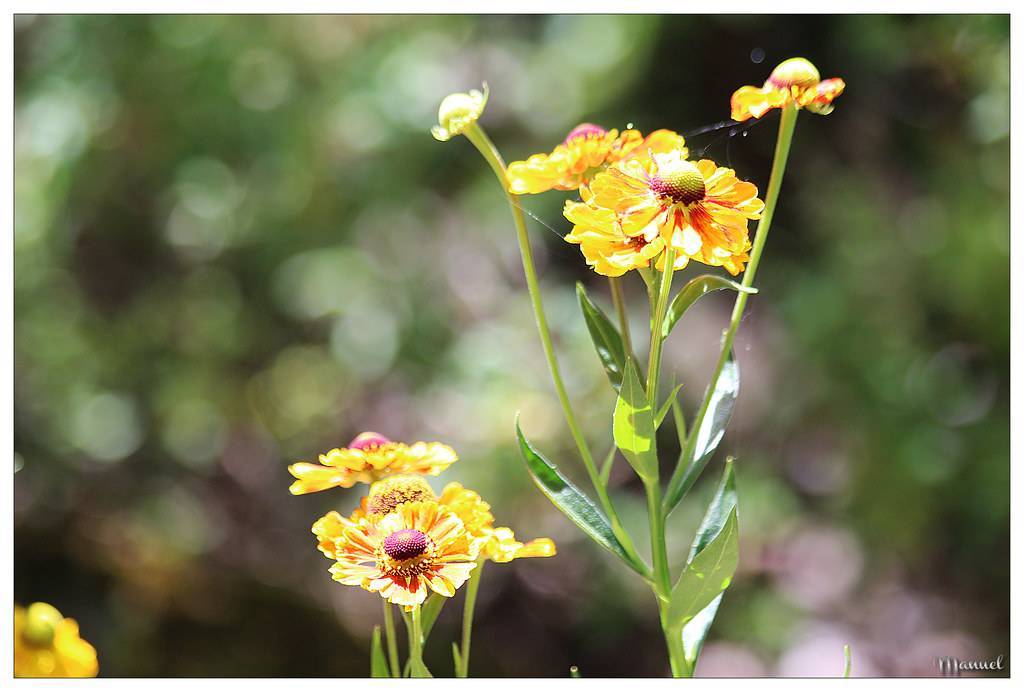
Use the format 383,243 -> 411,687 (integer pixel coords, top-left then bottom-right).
507,125 -> 687,194
288,432 -> 457,495
566,146 -> 764,276
731,57 -> 845,121
316,501 -> 479,608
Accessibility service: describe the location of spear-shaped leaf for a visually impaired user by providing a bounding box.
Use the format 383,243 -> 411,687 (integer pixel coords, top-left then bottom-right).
577,282 -> 635,391
370,626 -> 390,678
612,360 -> 658,483
666,507 -> 740,631
662,275 -> 757,339
664,353 -> 740,515
516,417 -> 648,577
681,459 -> 738,670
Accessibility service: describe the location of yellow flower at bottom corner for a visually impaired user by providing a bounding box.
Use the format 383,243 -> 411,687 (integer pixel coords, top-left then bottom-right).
14,602 -> 98,678
437,482 -> 556,563
507,124 -> 687,195
287,432 -> 457,495
584,147 -> 763,276
325,501 -> 479,609
730,57 -> 845,121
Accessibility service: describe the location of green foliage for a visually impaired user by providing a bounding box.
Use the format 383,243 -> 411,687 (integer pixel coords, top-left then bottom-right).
662,275 -> 756,339
664,355 -> 740,515
577,282 -> 634,391
681,459 -> 738,670
612,360 -> 658,483
667,508 -> 739,631
516,417 -> 648,577
370,626 -> 389,678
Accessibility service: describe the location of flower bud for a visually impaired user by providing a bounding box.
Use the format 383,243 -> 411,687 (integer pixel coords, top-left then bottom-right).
767,57 -> 821,90
23,602 -> 63,647
431,84 -> 488,141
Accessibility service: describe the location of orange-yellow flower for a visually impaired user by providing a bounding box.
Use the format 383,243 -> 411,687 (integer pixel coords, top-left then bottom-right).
507,125 -> 686,194
437,482 -> 555,563
14,603 -> 98,678
314,501 -> 479,608
563,188 -> 667,277
288,432 -> 457,495
731,57 -> 845,121
566,146 -> 764,276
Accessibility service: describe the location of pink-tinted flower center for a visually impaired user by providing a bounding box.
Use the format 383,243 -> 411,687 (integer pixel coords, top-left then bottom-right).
383,529 -> 429,561
349,432 -> 392,451
564,123 -> 607,144
649,165 -> 706,206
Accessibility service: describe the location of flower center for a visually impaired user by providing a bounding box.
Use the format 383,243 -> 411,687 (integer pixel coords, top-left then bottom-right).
767,57 -> 821,90
649,162 -> 706,206
382,529 -> 429,561
368,475 -> 435,516
349,432 -> 392,451
564,123 -> 607,144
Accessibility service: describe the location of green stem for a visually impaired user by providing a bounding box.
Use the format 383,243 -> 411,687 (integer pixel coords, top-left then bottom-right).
408,605 -> 430,678
609,277 -> 634,358
647,480 -> 683,676
382,600 -> 400,678
663,103 -> 799,514
646,248 -> 677,406
462,122 -> 648,578
457,562 -> 484,678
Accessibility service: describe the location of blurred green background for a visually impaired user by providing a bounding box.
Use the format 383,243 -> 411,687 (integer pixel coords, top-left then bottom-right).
14,14 -> 1009,677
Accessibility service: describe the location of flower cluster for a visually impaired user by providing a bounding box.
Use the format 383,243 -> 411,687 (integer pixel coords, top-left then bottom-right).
290,433 -> 554,608
507,118 -> 763,278
14,602 -> 98,678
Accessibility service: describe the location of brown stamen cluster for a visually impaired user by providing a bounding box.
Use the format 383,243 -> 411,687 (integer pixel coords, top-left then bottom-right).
367,475 -> 435,516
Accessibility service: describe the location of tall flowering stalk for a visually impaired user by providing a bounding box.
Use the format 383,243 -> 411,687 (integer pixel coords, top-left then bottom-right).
433,57 -> 843,677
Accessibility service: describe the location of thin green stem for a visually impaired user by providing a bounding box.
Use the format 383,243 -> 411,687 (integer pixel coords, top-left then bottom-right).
609,277 -> 634,358
382,600 -> 400,678
461,122 -> 648,577
408,605 -> 429,678
646,249 -> 677,406
457,562 -> 484,678
663,103 -> 799,514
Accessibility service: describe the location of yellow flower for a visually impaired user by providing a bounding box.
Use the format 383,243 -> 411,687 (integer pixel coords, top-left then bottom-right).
315,501 -> 479,608
14,602 -> 98,678
431,84 -> 488,142
288,432 -> 457,495
507,125 -> 686,194
731,57 -> 845,121
563,187 -> 666,277
437,482 -> 556,563
566,146 -> 764,276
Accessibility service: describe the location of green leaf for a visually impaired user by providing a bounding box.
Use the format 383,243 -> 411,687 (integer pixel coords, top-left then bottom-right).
452,643 -> 462,674
664,354 -> 740,515
662,275 -> 757,339
681,459 -> 738,668
612,360 -> 658,483
577,282 -> 634,391
370,626 -> 390,678
419,592 -> 446,643
655,382 -> 684,429
516,417 -> 648,577
666,507 -> 740,631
